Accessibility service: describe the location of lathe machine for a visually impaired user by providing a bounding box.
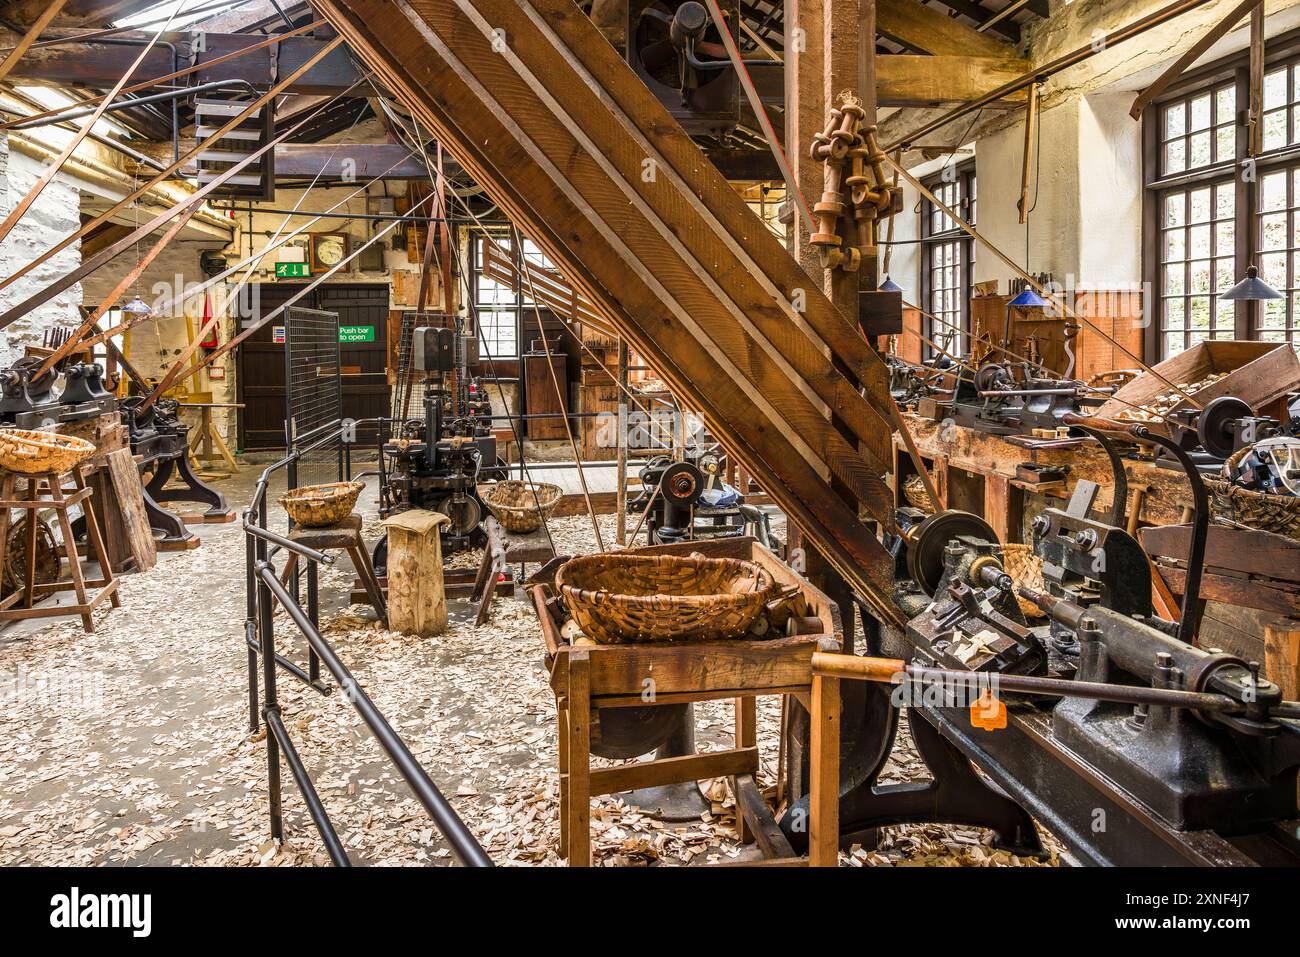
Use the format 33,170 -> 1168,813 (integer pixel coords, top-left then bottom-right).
779,412 -> 1300,865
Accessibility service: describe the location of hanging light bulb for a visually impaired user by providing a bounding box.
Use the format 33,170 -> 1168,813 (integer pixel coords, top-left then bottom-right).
122,296 -> 154,316
1220,264 -> 1283,301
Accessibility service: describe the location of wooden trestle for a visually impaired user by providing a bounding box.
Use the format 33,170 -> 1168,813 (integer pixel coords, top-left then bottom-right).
315,0 -> 905,625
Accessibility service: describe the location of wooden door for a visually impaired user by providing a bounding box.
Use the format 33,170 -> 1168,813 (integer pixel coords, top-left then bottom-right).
318,286 -> 390,445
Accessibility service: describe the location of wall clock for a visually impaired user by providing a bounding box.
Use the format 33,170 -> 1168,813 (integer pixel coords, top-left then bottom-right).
309,231 -> 350,271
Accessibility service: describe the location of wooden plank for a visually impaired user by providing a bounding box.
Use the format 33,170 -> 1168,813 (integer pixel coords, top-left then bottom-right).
315,0 -> 904,616
734,773 -> 797,860
877,0 -> 1015,58
587,747 -> 758,796
0,0 -> 68,86
104,447 -> 156,573
407,0 -> 897,490
877,55 -> 1030,106
1140,524 -> 1300,584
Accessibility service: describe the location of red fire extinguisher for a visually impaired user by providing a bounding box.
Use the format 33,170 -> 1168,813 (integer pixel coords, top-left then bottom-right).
198,292 -> 218,349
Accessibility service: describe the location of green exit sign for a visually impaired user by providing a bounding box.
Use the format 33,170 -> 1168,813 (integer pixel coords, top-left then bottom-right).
275,262 -> 312,278
339,325 -> 375,343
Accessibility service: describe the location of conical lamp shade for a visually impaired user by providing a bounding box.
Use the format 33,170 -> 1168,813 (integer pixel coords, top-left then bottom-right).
1220,265 -> 1283,301
1008,286 -> 1049,308
879,276 -> 903,293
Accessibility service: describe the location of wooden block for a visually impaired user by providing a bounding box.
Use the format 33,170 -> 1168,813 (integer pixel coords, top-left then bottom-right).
382,509 -> 450,636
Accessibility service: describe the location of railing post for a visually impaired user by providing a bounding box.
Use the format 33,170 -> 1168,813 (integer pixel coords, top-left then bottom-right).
256,494 -> 283,842
245,523 -> 259,733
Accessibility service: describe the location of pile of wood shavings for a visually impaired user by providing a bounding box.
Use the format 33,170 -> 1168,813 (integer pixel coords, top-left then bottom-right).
0,485 -> 1059,867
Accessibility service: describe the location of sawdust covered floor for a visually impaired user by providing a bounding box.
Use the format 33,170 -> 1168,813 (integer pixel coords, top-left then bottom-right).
0,469 -> 1061,867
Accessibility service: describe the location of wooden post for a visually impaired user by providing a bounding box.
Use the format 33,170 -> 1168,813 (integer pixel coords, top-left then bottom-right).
616,337 -> 628,546
381,509 -> 450,636
1265,620 -> 1300,700
566,649 -> 592,866
733,695 -> 758,844
808,672 -> 841,866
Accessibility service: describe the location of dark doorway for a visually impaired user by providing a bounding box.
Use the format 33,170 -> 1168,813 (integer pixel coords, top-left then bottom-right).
237,283 -> 390,450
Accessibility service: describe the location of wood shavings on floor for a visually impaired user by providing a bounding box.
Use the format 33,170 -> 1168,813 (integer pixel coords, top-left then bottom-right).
0,474 -> 1059,867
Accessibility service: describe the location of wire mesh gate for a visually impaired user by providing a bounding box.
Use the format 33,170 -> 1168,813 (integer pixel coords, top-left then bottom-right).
284,306 -> 344,490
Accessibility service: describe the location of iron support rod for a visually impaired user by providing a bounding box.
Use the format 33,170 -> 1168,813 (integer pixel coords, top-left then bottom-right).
264,708 -> 351,866
256,564 -> 492,867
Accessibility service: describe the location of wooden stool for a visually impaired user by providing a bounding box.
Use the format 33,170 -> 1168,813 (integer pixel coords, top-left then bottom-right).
279,514 -> 387,625
532,537 -> 842,866
472,516 -> 555,625
0,465 -> 120,633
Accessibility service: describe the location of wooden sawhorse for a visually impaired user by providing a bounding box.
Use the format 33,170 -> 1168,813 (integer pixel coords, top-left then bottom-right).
471,516 -> 554,625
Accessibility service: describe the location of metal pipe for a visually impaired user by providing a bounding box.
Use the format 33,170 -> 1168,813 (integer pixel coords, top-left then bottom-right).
257,564 -> 493,867
7,80 -> 258,130
241,521 -> 335,565
244,632 -> 330,692
264,708 -> 351,865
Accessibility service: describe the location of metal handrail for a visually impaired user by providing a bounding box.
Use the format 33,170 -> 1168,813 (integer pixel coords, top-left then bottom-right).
243,417 -> 491,866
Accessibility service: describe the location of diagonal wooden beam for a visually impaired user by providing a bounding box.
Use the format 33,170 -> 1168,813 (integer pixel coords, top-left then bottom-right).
0,35 -> 345,307
1129,0 -> 1264,119
0,3 -> 177,248
877,1 -> 1014,57
312,0 -> 908,621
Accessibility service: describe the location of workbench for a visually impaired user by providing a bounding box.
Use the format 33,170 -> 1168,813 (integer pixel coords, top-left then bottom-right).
895,412 -> 1199,542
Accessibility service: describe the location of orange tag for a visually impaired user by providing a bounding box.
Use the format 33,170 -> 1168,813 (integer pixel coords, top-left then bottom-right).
970,689 -> 1007,731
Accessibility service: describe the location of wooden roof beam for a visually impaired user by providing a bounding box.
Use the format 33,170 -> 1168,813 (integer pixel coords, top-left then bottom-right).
878,53 -> 1029,106
877,0 -> 1017,57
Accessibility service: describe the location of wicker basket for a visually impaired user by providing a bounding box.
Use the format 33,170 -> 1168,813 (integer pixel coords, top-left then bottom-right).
480,480 -> 562,533
1001,543 -> 1046,619
1206,477 -> 1300,541
279,481 -> 365,528
902,473 -> 934,513
557,552 -> 775,644
0,429 -> 95,475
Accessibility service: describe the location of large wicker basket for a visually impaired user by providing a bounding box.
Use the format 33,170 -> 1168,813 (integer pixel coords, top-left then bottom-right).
1001,543 -> 1046,619
0,428 -> 95,475
557,552 -> 775,644
480,480 -> 562,533
279,481 -> 365,528
1206,478 -> 1300,541
902,473 -> 934,513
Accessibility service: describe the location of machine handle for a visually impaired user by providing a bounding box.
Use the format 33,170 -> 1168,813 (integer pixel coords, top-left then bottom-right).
1061,411 -> 1141,437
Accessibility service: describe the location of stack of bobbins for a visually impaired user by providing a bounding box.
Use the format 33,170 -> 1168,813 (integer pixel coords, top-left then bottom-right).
809,96 -> 897,274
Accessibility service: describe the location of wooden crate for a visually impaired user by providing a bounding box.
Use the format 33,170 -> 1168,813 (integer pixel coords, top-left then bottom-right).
1096,339 -> 1300,426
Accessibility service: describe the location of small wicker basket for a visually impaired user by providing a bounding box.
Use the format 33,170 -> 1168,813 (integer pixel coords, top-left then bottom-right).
0,429 -> 95,475
1206,478 -> 1300,541
480,480 -> 562,533
1001,543 -> 1046,619
557,552 -> 775,644
279,481 -> 365,528
902,473 -> 934,513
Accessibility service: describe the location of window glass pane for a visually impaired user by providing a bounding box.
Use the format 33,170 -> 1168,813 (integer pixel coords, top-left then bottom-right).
1164,103 -> 1185,138
1265,68 -> 1288,110
1190,94 -> 1211,131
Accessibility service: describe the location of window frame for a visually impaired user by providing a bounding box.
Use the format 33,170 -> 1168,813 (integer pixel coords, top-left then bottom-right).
920,161 -> 977,360
1143,28 -> 1300,358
